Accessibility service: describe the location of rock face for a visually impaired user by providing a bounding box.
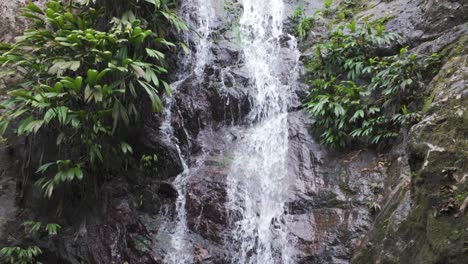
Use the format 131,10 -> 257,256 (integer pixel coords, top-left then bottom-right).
0,146 -> 17,241
352,41 -> 468,264
0,0 -> 467,264
350,1 -> 468,263
283,113 -> 387,263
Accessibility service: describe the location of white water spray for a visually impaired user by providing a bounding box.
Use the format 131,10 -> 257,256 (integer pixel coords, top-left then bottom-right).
158,1 -> 219,263
226,0 -> 300,263
160,0 -> 301,263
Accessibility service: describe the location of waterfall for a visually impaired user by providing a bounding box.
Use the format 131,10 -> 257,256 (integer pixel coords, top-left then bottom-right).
158,0 -> 300,263
225,0 -> 299,263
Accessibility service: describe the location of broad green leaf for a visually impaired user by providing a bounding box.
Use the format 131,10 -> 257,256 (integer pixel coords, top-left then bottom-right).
87,69 -> 99,86
56,106 -> 68,125
26,2 -> 44,14
146,48 -> 165,60
138,80 -> 162,112
131,64 -> 146,79
162,81 -> 172,95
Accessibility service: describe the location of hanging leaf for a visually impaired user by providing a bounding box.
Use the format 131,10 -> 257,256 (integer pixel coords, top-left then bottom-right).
138,80 -> 162,112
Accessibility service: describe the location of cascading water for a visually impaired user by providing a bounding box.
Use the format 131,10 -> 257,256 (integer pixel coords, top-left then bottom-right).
225,0 -> 299,263
180,0 -> 218,76
158,0 -> 300,263
156,1 -> 218,263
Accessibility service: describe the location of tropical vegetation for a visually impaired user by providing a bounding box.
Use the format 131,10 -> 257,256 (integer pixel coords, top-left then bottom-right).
303,20 -> 440,147
0,0 -> 186,262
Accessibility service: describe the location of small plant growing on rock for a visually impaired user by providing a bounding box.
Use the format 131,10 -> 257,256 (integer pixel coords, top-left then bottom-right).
0,246 -> 42,264
0,221 -> 61,264
323,0 -> 333,17
365,198 -> 382,214
291,6 -> 320,40
140,154 -> 158,168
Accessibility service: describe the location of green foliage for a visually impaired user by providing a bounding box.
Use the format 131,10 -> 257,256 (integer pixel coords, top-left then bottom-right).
323,0 -> 334,16
297,17 -> 316,40
304,21 -> 438,147
365,198 -> 381,214
335,0 -> 361,22
291,6 -> 319,40
455,189 -> 468,204
22,221 -> 61,236
140,154 -> 158,168
0,246 -> 42,264
292,6 -> 305,20
0,221 -> 60,263
0,0 -> 184,197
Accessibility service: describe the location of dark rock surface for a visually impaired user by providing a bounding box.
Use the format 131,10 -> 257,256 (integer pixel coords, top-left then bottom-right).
350,1 -> 468,263
352,43 -> 468,264
0,146 -> 18,241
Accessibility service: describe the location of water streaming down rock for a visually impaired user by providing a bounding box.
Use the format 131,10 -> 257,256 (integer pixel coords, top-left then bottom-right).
156,1 -> 219,263
159,80 -> 192,264
180,0 -> 218,77
225,0 -> 300,263
157,0 -> 302,263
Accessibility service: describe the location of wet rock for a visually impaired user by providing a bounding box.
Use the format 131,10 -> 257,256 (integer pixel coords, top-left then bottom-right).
186,162 -> 229,243
157,181 -> 178,199
352,38 -> 468,264
358,0 -> 468,51
0,147 -> 18,244
285,112 -> 386,263
195,245 -> 212,263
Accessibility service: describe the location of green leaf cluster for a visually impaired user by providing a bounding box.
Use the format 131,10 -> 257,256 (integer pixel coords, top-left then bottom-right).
291,6 -> 320,41
304,21 -> 439,147
0,246 -> 42,264
0,0 -> 184,197
21,221 -> 61,236
0,221 -> 60,263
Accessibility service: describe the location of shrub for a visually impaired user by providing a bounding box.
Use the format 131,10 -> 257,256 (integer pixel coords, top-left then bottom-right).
0,0 -> 184,197
304,21 -> 438,147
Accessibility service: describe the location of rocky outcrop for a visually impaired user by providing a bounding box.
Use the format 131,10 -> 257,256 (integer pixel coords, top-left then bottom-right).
352,39 -> 468,264
350,1 -> 468,263
284,112 -> 387,263
104,0 -> 468,263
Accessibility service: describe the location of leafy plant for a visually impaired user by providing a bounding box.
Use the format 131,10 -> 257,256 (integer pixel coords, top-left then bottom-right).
0,0 -> 184,198
304,21 -> 438,147
297,16 -> 316,40
292,6 -> 305,20
335,0 -> 361,22
455,189 -> 468,204
0,246 -> 42,264
22,221 -> 61,236
291,6 -> 320,40
0,221 -> 60,263
365,198 -> 381,214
